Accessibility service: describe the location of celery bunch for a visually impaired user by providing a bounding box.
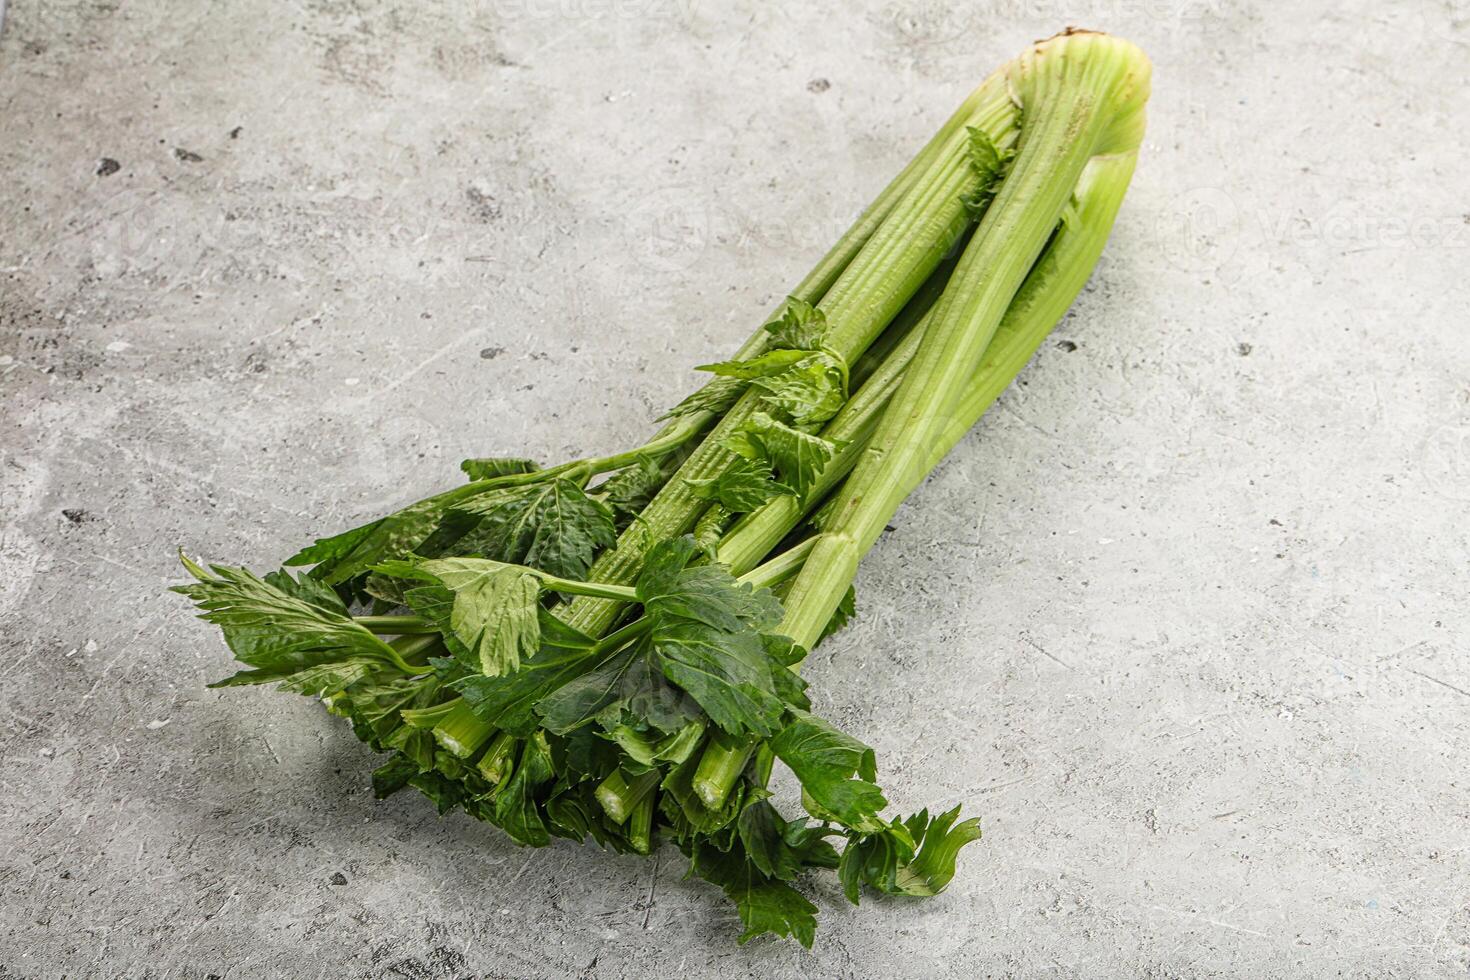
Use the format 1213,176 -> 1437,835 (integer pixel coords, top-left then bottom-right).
176,30 -> 1151,946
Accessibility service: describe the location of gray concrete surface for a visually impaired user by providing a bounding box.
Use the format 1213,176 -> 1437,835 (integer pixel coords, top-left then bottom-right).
2,1 -> 1467,976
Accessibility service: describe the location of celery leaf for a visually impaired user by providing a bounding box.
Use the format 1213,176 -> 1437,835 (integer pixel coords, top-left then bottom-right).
460,456 -> 540,481
686,456 -> 795,514
737,798 -> 840,881
837,806 -> 981,903
685,841 -> 820,948
750,351 -> 848,427
593,454 -> 667,527
635,537 -> 783,633
697,348 -> 811,380
452,478 -> 617,580
651,620 -> 787,737
174,557 -> 400,674
763,297 -> 828,352
659,376 -> 746,420
771,708 -> 887,830
450,622 -> 597,737
376,557 -> 542,676
494,733 -> 556,846
723,412 -> 844,500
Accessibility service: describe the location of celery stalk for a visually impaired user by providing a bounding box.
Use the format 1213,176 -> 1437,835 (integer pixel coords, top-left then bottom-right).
692,31 -> 1151,807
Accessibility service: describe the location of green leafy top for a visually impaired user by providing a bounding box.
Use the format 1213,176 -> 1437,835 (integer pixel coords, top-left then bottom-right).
172,555 -> 405,676
283,469 -> 616,588
771,707 -> 886,831
179,537 -> 983,947
634,536 -> 782,634
748,352 -> 847,428
284,491 -> 461,586
376,557 -> 542,677
591,454 -> 667,528
695,298 -> 848,434
685,837 -> 824,948
535,642 -> 696,738
837,806 -> 982,904
966,125 -> 1010,176
659,376 -> 746,421
762,297 -> 829,352
449,617 -> 597,737
696,347 -> 813,381
534,537 -> 802,740
686,456 -> 796,515
460,456 -> 540,481
451,478 -> 617,581
723,412 -> 845,501
962,125 -> 1016,218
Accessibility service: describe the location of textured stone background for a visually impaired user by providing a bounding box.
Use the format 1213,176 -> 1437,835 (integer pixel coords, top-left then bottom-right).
2,1 -> 1467,977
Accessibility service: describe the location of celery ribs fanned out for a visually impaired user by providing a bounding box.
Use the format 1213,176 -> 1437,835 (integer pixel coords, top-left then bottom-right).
175,29 -> 1151,947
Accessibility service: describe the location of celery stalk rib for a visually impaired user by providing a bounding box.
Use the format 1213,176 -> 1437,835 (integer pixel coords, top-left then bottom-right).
561,76 -> 1022,638
776,32 -> 1151,649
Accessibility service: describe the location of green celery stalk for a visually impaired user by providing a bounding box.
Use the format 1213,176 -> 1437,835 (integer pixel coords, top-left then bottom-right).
476,732 -> 517,785
693,32 -> 1152,807
433,700 -> 497,758
561,74 -> 1023,637
776,31 -> 1150,649
716,150 -> 1141,579
596,769 -> 660,825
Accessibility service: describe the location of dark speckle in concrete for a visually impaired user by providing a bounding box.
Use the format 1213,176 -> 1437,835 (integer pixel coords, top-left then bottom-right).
465,186 -> 501,222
